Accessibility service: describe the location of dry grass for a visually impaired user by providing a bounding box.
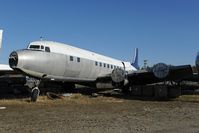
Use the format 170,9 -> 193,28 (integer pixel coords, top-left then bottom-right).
175,95 -> 199,102
1,93 -> 199,132
0,93 -> 124,107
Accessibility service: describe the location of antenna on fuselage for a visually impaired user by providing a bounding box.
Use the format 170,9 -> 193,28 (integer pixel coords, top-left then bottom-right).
40,36 -> 44,41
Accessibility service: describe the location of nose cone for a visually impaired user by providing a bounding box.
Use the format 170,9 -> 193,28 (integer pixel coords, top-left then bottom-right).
9,51 -> 18,68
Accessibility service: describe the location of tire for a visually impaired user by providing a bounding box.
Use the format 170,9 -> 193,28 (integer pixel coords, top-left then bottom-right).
31,88 -> 40,102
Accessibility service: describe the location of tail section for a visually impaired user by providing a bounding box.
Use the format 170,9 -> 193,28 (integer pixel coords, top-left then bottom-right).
131,48 -> 139,70
0,30 -> 3,49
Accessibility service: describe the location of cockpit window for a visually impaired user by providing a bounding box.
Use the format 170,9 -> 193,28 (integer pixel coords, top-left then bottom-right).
28,44 -> 50,52
45,47 -> 50,52
29,45 -> 40,49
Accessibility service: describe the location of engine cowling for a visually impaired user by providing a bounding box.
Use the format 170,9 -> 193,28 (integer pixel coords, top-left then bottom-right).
152,63 -> 169,79
111,68 -> 128,87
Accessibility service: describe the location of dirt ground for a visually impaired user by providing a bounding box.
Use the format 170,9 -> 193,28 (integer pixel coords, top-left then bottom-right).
0,92 -> 199,133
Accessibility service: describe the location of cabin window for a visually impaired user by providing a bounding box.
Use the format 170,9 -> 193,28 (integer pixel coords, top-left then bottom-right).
99,62 -> 102,67
95,61 -> 98,66
70,56 -> 73,61
111,65 -> 113,69
114,66 -> 116,69
107,64 -> 110,68
41,45 -> 44,49
77,57 -> 80,62
104,63 -> 106,67
45,47 -> 50,52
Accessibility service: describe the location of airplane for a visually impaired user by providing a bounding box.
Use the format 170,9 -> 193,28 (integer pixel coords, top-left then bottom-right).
0,30 -> 14,75
0,30 -> 26,93
8,38 -> 193,102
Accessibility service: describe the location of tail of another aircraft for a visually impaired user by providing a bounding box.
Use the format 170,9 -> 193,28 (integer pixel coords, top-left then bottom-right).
0,30 -> 3,49
131,48 -> 139,70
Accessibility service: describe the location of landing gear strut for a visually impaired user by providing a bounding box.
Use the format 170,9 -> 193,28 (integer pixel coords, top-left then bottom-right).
26,77 -> 41,102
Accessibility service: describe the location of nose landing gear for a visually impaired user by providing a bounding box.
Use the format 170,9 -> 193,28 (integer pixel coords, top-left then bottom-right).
31,87 -> 40,102
26,77 -> 41,102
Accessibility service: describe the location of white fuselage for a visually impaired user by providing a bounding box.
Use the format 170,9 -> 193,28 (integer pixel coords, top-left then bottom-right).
25,41 -> 136,81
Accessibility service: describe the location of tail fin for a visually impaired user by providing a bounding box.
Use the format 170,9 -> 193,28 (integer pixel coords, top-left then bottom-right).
131,48 -> 139,70
0,30 -> 3,49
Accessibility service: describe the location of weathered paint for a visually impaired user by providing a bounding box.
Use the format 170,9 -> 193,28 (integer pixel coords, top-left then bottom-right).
9,41 -> 137,83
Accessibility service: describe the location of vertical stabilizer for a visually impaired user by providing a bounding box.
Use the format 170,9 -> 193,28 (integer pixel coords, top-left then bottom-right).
0,30 -> 3,49
131,48 -> 139,70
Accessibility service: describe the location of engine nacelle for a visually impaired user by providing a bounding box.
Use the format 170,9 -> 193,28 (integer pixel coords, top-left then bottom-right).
111,68 -> 128,87
152,63 -> 169,79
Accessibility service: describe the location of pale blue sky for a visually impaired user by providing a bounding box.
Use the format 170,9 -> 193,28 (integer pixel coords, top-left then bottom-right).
0,0 -> 199,66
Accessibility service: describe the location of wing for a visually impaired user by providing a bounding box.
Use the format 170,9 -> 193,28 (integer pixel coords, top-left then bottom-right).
97,63 -> 193,88
127,64 -> 193,85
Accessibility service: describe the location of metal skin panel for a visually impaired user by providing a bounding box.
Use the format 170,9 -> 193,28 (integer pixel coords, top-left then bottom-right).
9,40 -> 194,90
10,49 -> 116,82
27,41 -> 137,71
9,41 -> 139,88
16,50 -> 66,78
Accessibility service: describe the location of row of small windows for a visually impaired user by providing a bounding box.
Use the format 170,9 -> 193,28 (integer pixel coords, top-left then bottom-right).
95,61 -> 119,69
70,56 -> 81,63
69,55 -> 120,69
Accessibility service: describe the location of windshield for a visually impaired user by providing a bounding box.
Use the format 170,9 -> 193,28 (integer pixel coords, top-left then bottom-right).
29,45 -> 40,49
28,44 -> 50,52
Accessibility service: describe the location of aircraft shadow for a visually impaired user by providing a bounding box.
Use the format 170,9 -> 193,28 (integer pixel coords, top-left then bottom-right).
73,87 -> 171,102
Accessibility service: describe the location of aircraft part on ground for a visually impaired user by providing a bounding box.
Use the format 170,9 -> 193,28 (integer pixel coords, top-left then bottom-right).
46,92 -> 63,100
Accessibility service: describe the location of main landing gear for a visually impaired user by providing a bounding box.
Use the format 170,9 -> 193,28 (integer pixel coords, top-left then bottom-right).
26,77 -> 41,102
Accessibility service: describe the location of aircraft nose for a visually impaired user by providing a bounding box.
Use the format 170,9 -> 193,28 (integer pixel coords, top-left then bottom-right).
9,51 -> 18,68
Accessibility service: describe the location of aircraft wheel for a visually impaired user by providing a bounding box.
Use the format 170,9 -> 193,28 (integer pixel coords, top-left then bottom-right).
31,87 -> 40,102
